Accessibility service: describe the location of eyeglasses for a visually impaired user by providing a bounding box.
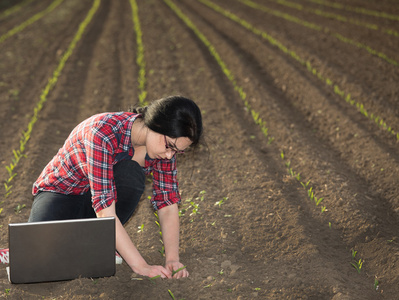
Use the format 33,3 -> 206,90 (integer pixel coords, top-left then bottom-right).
164,135 -> 185,154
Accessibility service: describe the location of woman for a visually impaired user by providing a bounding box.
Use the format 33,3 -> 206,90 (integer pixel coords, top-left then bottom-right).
29,95 -> 203,279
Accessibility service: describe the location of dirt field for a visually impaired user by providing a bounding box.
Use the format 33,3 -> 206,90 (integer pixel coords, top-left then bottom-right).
0,0 -> 399,299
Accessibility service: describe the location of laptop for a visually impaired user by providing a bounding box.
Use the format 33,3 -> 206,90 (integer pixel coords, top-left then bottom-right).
8,217 -> 116,284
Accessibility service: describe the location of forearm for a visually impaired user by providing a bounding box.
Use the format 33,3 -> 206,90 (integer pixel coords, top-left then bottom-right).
157,203 -> 180,262
114,217 -> 148,270
96,203 -> 147,271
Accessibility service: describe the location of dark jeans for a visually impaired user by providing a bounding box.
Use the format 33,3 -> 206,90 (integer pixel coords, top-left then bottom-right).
28,160 -> 145,225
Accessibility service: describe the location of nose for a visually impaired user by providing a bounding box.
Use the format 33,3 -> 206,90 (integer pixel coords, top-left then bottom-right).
165,149 -> 174,159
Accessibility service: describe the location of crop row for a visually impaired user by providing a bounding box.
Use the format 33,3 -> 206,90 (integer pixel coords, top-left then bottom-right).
304,0 -> 399,21
164,0 -> 327,215
198,0 -> 399,141
0,0 -> 34,21
267,0 -> 399,37
164,0 -> 389,284
129,0 -> 148,106
0,0 -> 64,44
2,0 -> 101,199
238,0 -> 398,67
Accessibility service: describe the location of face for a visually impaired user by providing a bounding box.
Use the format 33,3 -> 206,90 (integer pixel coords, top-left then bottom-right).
146,130 -> 192,160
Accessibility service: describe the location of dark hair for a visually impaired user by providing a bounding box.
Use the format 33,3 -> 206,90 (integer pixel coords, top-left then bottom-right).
131,96 -> 203,146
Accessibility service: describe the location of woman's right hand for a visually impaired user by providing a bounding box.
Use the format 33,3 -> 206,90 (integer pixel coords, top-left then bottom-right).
133,263 -> 172,279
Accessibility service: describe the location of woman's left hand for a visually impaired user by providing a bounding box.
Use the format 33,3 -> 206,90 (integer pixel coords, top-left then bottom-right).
165,261 -> 189,279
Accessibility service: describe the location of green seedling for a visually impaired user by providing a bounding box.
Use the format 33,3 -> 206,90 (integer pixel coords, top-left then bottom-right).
180,191 -> 206,217
172,266 -> 187,276
149,267 -> 187,286
374,276 -> 379,291
4,183 -> 12,198
178,208 -> 186,217
189,201 -> 200,216
195,190 -> 206,202
215,197 -> 228,208
14,204 -> 26,214
137,223 -> 144,233
154,212 -> 165,256
204,278 -> 215,288
308,187 -> 313,198
315,196 -> 324,206
168,289 -> 176,300
149,274 -> 161,284
351,249 -> 363,273
159,244 -> 165,256
351,259 -> 363,273
351,249 -> 357,259
301,180 -> 310,189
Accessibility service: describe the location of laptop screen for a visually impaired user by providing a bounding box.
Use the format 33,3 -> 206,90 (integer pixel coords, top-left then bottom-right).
9,217 -> 116,284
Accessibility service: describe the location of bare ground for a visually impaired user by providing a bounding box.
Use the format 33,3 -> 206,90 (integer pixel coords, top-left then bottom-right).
0,0 -> 398,299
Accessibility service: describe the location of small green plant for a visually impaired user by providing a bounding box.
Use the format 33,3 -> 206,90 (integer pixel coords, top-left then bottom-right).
301,180 -> 310,189
374,276 -> 379,291
351,259 -> 363,273
137,223 -> 144,233
351,249 -> 363,273
179,191 -> 206,218
154,212 -> 165,257
149,274 -> 161,284
215,197 -> 228,208
168,289 -> 176,300
14,204 -> 26,214
315,196 -> 324,206
172,266 -> 186,276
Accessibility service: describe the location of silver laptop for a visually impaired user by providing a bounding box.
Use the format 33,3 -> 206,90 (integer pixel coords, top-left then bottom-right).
8,217 -> 116,284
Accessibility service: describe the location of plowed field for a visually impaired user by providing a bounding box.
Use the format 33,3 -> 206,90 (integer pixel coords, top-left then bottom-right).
1,0 -> 398,299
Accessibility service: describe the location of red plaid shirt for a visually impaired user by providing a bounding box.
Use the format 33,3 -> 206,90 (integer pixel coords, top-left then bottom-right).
32,112 -> 181,212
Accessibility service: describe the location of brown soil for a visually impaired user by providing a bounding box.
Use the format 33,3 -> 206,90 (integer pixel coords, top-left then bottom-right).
1,0 -> 399,299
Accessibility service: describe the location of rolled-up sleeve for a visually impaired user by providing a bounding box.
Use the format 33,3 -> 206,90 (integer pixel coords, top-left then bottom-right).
85,127 -> 117,213
145,155 -> 181,210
